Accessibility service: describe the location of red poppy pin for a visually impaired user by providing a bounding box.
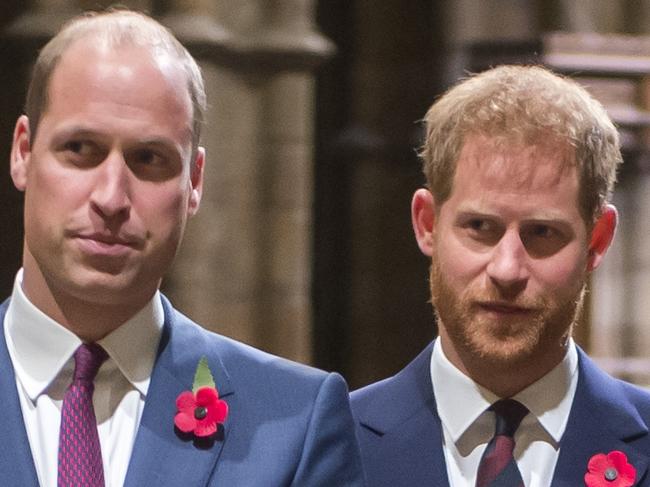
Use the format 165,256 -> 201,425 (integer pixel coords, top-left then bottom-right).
174,357 -> 228,438
585,450 -> 636,487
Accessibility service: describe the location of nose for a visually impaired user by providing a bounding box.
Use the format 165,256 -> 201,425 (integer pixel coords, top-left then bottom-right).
486,229 -> 530,293
90,152 -> 131,221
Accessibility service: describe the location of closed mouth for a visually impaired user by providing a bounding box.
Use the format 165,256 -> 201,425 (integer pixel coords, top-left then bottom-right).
476,302 -> 536,314
76,232 -> 143,247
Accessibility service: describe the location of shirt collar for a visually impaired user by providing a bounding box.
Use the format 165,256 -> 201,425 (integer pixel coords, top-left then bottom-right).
431,337 -> 578,444
5,269 -> 164,401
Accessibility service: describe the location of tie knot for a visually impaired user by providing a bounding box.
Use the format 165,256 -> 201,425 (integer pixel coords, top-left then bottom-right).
73,343 -> 108,383
490,399 -> 528,438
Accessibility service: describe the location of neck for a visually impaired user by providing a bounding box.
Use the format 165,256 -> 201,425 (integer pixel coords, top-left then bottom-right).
20,251 -> 151,342
32,288 -> 142,342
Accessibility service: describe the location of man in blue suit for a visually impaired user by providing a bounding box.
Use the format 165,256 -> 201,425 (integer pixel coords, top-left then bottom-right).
4,9 -> 363,487
352,65 -> 650,486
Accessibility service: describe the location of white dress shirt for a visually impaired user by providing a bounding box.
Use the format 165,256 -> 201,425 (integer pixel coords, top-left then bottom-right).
4,269 -> 164,487
431,338 -> 578,487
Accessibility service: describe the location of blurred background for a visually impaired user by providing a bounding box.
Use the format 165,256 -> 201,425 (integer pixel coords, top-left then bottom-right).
2,0 -> 650,389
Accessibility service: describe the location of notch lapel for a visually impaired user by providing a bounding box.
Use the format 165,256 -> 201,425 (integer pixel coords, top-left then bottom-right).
366,401 -> 449,486
124,298 -> 235,487
355,343 -> 450,486
0,300 -> 39,486
552,349 -> 650,486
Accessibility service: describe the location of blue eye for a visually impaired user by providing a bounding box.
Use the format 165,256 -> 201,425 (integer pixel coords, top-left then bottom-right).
61,140 -> 103,166
64,141 -> 82,153
64,140 -> 92,155
521,223 -> 570,257
469,219 -> 490,231
125,146 -> 182,182
460,217 -> 503,247
131,149 -> 164,166
530,225 -> 554,238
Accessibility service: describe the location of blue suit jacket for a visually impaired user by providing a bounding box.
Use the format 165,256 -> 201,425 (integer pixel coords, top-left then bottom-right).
351,342 -> 650,486
0,297 -> 364,486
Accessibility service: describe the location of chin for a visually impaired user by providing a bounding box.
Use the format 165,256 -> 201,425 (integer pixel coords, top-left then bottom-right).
466,335 -> 541,367
62,268 -> 150,305
459,317 -> 572,374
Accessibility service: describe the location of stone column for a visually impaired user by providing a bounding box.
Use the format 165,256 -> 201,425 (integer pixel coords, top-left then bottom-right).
443,0 -> 538,83
164,0 -> 333,364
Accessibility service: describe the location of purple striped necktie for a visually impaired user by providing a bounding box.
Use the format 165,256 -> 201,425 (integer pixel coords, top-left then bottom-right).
58,343 -> 108,487
476,399 -> 529,487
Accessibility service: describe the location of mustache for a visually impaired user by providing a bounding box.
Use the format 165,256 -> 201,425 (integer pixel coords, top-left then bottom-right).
428,262 -> 546,310
466,288 -> 547,310
429,264 -> 587,313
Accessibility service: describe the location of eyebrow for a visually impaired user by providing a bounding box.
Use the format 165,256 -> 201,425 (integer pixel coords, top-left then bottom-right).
52,125 -> 185,151
454,207 -> 574,224
52,125 -> 102,140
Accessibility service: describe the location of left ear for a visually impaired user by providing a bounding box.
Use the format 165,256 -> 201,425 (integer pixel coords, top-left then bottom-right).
587,203 -> 617,272
10,115 -> 32,191
187,146 -> 205,217
411,188 -> 436,257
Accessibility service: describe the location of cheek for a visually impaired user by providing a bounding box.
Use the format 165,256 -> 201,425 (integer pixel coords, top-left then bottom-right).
28,156 -> 90,203
435,238 -> 487,288
531,246 -> 588,292
136,185 -> 190,228
24,171 -> 74,226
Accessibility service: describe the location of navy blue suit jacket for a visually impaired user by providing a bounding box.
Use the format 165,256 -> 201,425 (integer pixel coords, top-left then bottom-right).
0,296 -> 364,486
351,342 -> 650,486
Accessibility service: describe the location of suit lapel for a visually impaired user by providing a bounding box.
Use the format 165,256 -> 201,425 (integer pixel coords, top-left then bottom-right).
552,349 -> 650,486
124,298 -> 235,487
0,300 -> 40,486
370,401 -> 449,486
357,343 -> 450,486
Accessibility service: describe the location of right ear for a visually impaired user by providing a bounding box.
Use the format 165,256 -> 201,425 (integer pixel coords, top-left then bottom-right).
10,115 -> 31,192
411,188 -> 436,257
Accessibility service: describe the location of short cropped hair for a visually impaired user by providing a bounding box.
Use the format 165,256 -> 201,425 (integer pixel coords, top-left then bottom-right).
419,65 -> 621,223
25,9 -> 206,164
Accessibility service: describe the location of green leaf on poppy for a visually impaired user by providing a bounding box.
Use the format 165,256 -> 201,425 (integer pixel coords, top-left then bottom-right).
192,356 -> 216,393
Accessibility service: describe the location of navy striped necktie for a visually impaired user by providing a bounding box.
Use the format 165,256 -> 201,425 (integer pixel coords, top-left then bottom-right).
476,399 -> 529,487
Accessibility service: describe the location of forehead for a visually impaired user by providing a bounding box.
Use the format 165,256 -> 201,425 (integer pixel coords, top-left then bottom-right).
442,134 -> 582,219
454,134 -> 577,193
42,40 -> 192,143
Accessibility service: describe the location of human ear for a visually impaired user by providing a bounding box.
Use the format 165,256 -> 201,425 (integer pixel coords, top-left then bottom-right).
587,204 -> 617,272
10,115 -> 31,192
411,188 -> 436,257
187,146 -> 205,217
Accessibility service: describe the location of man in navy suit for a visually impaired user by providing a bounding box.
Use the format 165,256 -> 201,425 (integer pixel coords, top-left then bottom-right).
4,9 -> 363,486
352,65 -> 650,486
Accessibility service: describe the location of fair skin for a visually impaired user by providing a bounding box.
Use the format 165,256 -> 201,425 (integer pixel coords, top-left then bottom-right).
412,134 -> 617,397
9,40 -> 204,342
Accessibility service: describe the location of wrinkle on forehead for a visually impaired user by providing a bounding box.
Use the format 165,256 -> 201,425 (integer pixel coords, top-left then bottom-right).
460,134 -> 576,193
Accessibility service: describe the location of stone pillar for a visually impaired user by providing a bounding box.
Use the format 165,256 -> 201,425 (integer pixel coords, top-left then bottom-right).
555,0 -> 626,31
443,0 -> 538,83
319,0 -> 442,386
163,0 -> 333,364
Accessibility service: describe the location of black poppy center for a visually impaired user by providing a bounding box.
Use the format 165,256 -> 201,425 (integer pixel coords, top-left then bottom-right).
194,406 -> 208,420
604,467 -> 618,481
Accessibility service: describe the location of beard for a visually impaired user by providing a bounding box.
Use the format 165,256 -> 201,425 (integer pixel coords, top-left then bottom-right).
429,258 -> 585,370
